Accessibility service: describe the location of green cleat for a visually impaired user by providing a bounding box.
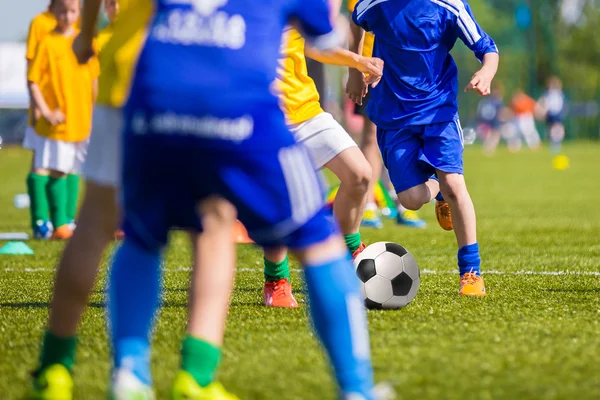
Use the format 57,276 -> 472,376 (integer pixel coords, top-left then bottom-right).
171,371 -> 239,400
29,364 -> 73,400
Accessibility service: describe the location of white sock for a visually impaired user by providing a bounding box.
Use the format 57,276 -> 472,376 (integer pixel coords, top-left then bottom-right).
365,202 -> 378,211
397,203 -> 407,214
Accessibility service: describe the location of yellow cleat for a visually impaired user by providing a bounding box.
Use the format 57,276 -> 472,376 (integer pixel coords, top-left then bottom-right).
435,200 -> 453,231
459,272 -> 486,296
29,364 -> 73,400
171,371 -> 239,400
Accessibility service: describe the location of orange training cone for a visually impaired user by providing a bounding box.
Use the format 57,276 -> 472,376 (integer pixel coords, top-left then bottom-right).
233,220 -> 253,244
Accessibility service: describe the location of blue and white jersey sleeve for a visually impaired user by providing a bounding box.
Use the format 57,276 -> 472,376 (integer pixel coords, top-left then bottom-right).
351,0 -> 383,32
434,0 -> 498,61
288,0 -> 339,50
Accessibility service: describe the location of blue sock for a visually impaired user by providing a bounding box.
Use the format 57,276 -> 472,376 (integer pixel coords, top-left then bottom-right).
429,174 -> 444,201
303,253 -> 374,398
108,238 -> 162,385
458,242 -> 481,276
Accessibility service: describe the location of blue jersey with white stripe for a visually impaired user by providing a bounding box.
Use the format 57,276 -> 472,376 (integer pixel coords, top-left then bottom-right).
352,0 -> 498,129
125,0 -> 336,150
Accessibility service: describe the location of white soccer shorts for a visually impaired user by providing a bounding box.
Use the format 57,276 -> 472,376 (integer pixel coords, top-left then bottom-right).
82,105 -> 122,187
290,112 -> 357,169
31,133 -> 88,174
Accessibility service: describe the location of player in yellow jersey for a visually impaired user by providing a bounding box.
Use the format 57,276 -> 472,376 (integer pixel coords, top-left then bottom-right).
23,2 -> 57,239
27,0 -> 99,242
30,1 -> 237,399
262,26 -> 384,307
346,0 -> 426,230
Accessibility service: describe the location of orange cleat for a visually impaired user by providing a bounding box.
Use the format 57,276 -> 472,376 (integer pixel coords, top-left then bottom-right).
459,272 -> 486,296
352,242 -> 367,260
263,279 -> 298,308
52,224 -> 73,240
435,200 -> 453,231
233,220 -> 253,244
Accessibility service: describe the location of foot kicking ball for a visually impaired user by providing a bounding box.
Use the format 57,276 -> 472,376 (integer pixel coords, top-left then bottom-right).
354,242 -> 420,310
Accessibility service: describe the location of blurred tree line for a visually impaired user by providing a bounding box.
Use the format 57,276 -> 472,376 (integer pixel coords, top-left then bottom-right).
453,0 -> 600,139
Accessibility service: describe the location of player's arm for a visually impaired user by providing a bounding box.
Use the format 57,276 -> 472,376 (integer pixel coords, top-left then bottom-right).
346,0 -> 378,105
25,20 -> 41,125
304,45 -> 383,85
27,43 -> 64,126
72,0 -> 102,64
455,0 -> 499,96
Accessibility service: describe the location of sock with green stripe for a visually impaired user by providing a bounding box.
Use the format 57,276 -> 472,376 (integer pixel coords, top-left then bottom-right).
66,174 -> 80,222
39,331 -> 77,371
264,255 -> 290,282
47,176 -> 68,228
344,232 -> 362,253
26,173 -> 50,230
181,335 -> 221,387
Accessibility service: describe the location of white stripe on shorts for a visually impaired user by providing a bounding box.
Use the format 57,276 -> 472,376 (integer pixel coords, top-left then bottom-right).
278,145 -> 322,224
455,119 -> 465,148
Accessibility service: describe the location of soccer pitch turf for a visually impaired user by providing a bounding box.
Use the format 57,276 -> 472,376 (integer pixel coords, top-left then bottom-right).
0,144 -> 599,399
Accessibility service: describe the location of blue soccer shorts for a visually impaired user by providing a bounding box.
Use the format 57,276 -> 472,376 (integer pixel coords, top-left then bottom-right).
119,113 -> 336,250
377,119 -> 464,193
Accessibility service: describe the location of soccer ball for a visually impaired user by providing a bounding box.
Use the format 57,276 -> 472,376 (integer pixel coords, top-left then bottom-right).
354,242 -> 420,310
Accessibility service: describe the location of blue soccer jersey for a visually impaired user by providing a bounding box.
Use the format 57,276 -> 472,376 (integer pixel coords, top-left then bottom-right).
124,0 -> 339,151
351,0 -> 498,130
120,0 -> 342,249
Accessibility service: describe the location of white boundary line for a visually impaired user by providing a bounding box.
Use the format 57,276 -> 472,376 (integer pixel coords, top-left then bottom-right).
3,267 -> 600,276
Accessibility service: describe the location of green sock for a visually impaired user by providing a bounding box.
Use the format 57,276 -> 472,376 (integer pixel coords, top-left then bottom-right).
181,335 -> 221,387
47,176 -> 68,228
39,331 -> 77,371
27,173 -> 50,230
66,174 -> 80,222
344,232 -> 362,253
263,255 -> 290,282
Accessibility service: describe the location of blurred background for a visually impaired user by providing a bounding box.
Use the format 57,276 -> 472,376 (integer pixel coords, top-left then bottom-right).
0,0 -> 599,144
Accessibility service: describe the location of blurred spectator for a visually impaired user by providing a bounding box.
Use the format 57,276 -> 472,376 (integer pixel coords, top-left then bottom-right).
511,88 -> 541,150
478,84 -> 509,155
538,76 -> 567,154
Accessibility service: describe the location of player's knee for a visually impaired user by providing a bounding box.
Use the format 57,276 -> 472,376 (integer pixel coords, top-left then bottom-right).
398,191 -> 426,211
198,197 -> 237,228
345,161 -> 372,193
439,174 -> 466,202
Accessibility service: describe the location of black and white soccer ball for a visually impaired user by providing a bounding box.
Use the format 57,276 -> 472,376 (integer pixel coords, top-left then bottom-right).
354,242 -> 420,310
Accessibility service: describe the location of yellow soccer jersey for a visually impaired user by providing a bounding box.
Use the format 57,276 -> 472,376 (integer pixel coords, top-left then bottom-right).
97,0 -> 154,107
96,24 -> 114,52
347,0 -> 374,57
26,11 -> 56,64
276,27 -> 324,126
28,32 -> 100,142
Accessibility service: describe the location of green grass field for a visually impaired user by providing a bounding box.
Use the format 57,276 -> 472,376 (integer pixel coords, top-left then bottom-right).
1,144 -> 599,399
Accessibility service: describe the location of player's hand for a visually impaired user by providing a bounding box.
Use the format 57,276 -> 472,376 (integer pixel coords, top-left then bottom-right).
465,69 -> 494,96
44,109 -> 66,126
346,68 -> 369,105
357,57 -> 383,79
72,33 -> 95,65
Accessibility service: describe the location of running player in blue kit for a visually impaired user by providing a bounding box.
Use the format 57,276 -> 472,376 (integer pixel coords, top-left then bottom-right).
348,0 -> 499,296
105,1 -> 377,399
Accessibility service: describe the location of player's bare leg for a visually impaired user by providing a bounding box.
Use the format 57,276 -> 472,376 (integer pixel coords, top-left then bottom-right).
360,119 -> 383,228
172,197 -> 239,400
49,183 -> 118,336
437,171 -> 485,296
30,182 -> 118,399
325,146 -> 371,256
397,179 -> 440,212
